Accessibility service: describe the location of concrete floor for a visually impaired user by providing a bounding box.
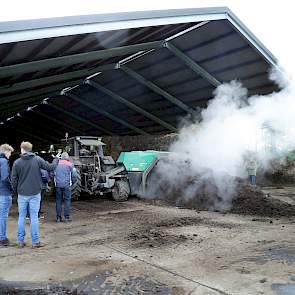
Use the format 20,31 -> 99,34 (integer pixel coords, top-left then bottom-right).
0,188 -> 294,295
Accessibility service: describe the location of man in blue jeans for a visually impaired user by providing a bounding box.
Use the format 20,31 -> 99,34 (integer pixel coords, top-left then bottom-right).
11,142 -> 59,249
246,159 -> 258,186
55,152 -> 77,223
0,144 -> 14,247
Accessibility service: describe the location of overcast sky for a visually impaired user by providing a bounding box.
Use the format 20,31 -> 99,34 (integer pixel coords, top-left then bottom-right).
1,0 -> 294,78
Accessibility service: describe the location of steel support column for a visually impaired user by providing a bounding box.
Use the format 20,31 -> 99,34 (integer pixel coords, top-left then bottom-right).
164,42 -> 221,87
64,92 -> 148,135
86,80 -> 177,132
119,65 -> 198,116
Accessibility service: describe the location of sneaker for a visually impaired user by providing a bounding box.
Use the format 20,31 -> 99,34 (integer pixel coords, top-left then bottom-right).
56,217 -> 62,223
38,213 -> 45,219
32,242 -> 46,249
64,218 -> 72,223
18,242 -> 26,248
0,238 -> 9,247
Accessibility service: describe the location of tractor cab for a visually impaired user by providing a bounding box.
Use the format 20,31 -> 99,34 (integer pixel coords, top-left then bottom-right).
61,136 -> 115,172
62,136 -> 104,158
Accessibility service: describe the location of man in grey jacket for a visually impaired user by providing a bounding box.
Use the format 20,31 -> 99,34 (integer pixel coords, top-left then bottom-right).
11,141 -> 59,248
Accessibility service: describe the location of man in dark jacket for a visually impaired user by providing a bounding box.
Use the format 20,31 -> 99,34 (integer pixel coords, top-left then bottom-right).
0,144 -> 14,247
55,152 -> 77,223
11,141 -> 59,248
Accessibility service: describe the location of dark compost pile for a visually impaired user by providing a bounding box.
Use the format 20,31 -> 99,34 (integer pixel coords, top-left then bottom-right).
144,167 -> 295,217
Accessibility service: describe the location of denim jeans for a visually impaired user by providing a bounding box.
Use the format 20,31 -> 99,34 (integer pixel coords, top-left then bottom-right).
18,194 -> 41,245
249,175 -> 256,186
26,189 -> 45,219
56,187 -> 71,219
0,195 -> 12,241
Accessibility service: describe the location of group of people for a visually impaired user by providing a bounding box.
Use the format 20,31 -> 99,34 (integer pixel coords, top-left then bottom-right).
0,141 -> 76,249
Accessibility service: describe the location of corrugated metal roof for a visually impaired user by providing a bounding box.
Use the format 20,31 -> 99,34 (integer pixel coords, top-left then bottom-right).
0,7 -> 279,146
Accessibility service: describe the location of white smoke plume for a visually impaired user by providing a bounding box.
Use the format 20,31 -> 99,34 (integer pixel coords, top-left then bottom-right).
147,68 -> 295,211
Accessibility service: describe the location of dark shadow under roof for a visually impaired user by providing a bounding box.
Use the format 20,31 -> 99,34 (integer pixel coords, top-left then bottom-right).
0,7 -> 279,146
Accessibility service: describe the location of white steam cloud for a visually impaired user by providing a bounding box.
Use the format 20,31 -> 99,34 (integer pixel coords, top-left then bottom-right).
147,68 -> 295,211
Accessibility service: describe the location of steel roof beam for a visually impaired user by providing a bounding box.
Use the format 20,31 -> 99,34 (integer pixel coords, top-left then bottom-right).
33,110 -> 83,135
64,92 -> 148,135
0,80 -> 81,105
165,21 -> 210,42
0,8 -> 278,68
2,123 -> 51,144
17,122 -> 59,143
0,95 -> 47,114
14,114 -> 64,141
164,41 -> 221,87
86,80 -> 177,132
0,98 -> 52,119
0,41 -> 163,78
47,102 -> 114,136
119,65 -> 198,117
88,38 -> 243,98
0,106 -> 27,119
0,64 -> 118,96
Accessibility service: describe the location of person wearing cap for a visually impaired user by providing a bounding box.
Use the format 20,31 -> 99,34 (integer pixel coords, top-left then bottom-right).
0,144 -> 14,247
54,152 -> 77,223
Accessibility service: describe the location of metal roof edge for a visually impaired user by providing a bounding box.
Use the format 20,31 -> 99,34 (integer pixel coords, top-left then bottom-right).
0,7 -> 228,44
224,8 -> 278,67
0,6 -> 279,69
0,7 -> 228,32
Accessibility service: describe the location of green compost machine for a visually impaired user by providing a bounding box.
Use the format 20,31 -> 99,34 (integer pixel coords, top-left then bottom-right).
117,150 -> 169,196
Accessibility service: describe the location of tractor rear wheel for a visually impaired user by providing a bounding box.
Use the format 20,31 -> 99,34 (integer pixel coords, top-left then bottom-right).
71,171 -> 82,201
112,179 -> 130,202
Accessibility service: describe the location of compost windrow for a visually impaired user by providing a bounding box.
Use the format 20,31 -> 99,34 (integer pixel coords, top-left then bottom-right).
144,173 -> 295,217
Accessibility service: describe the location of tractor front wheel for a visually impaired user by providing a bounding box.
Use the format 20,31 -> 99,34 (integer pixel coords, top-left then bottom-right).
112,179 -> 130,202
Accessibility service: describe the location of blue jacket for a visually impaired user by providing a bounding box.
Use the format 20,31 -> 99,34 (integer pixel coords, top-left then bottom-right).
54,160 -> 76,188
0,153 -> 12,196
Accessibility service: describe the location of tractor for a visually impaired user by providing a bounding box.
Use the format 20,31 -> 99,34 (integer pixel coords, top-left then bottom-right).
50,135 -> 170,201
52,136 -> 130,201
